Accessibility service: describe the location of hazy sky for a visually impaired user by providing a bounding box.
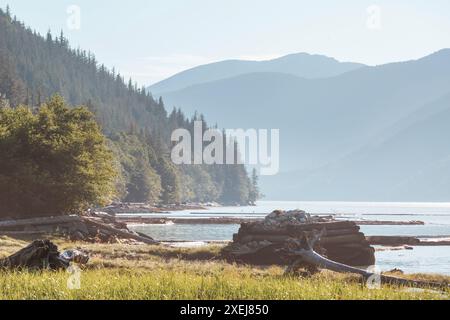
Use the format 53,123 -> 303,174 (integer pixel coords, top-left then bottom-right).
3,0 -> 450,85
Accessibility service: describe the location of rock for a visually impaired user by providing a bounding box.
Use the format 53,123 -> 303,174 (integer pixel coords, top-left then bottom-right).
265,210 -> 311,226
389,268 -> 405,274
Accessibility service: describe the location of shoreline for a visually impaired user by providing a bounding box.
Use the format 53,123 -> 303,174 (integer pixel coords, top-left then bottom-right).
99,203 -> 213,214
118,216 -> 425,226
152,236 -> 450,248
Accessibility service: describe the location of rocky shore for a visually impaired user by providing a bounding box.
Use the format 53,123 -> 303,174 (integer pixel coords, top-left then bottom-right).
100,203 -> 208,214
117,216 -> 425,226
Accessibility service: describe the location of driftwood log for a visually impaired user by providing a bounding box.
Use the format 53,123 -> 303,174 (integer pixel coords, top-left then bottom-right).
0,240 -> 85,270
0,216 -> 82,229
80,217 -> 158,245
281,231 -> 449,290
0,215 -> 159,245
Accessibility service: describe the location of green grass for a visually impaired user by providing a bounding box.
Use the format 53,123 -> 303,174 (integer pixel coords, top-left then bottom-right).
0,237 -> 448,300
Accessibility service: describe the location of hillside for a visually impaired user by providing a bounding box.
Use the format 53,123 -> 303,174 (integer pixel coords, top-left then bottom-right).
0,8 -> 257,206
148,53 -> 364,95
157,49 -> 450,201
284,92 -> 450,201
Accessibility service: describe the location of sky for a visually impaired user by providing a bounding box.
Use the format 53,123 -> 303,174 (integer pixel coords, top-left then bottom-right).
2,0 -> 450,86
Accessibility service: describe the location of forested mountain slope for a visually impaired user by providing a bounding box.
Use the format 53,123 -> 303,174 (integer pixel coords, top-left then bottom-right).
0,7 -> 257,206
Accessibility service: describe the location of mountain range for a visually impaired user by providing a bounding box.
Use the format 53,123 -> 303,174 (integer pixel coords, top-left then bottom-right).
149,53 -> 365,95
148,50 -> 450,201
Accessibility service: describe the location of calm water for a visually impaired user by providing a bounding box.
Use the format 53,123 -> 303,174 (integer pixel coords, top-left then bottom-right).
127,201 -> 450,275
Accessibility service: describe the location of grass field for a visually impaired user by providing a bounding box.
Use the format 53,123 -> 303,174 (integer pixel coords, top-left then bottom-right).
0,236 -> 448,300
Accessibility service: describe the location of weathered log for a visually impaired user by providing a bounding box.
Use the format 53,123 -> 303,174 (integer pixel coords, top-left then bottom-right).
235,226 -> 361,239
68,222 -> 90,235
239,224 -> 288,235
416,240 -> 450,246
0,231 -> 48,236
367,236 -> 421,246
282,235 -> 448,290
323,246 -> 376,266
0,215 -> 159,244
289,247 -> 447,289
287,221 -> 358,233
239,235 -> 293,244
0,216 -> 82,229
320,233 -> 366,245
355,220 -> 424,226
237,233 -> 365,246
241,220 -> 357,234
135,231 -> 156,241
0,240 -> 68,270
321,227 -> 360,237
81,218 -> 159,245
323,241 -> 372,250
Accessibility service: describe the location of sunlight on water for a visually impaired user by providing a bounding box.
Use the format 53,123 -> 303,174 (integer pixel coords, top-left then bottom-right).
127,201 -> 450,275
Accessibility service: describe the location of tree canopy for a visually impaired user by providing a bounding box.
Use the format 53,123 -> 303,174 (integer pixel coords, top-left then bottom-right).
0,95 -> 116,218
0,7 -> 260,213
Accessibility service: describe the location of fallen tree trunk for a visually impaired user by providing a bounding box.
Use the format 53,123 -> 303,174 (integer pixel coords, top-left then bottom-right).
320,233 -> 366,245
0,240 -> 89,270
0,231 -> 48,236
367,236 -> 421,246
288,248 -> 448,289
81,218 -> 159,245
355,220 -> 424,226
287,221 -> 358,233
0,240 -> 68,270
0,216 -> 81,229
240,221 -> 356,234
237,233 -> 366,245
0,215 -> 160,245
282,235 -> 449,290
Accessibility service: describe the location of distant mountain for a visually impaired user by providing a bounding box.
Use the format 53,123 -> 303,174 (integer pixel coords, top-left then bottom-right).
261,91 -> 450,201
155,49 -> 450,201
148,53 -> 365,95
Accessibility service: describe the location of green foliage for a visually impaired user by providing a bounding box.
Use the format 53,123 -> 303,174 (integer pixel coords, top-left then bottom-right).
109,133 -> 162,204
181,165 -> 219,203
0,8 -> 259,207
156,156 -> 181,204
0,239 -> 447,300
0,51 -> 25,106
0,96 -> 116,217
248,169 -> 261,205
219,164 -> 251,205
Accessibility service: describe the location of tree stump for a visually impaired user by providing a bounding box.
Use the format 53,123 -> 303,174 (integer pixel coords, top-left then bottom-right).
0,240 -> 88,270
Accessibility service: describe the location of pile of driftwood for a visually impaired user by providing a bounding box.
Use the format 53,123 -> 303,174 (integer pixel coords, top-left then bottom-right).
224,210 -> 375,266
0,213 -> 158,245
224,210 -> 449,290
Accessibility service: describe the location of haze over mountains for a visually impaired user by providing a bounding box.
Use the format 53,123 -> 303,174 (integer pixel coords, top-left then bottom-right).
149,53 -> 365,95
148,50 -> 450,201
